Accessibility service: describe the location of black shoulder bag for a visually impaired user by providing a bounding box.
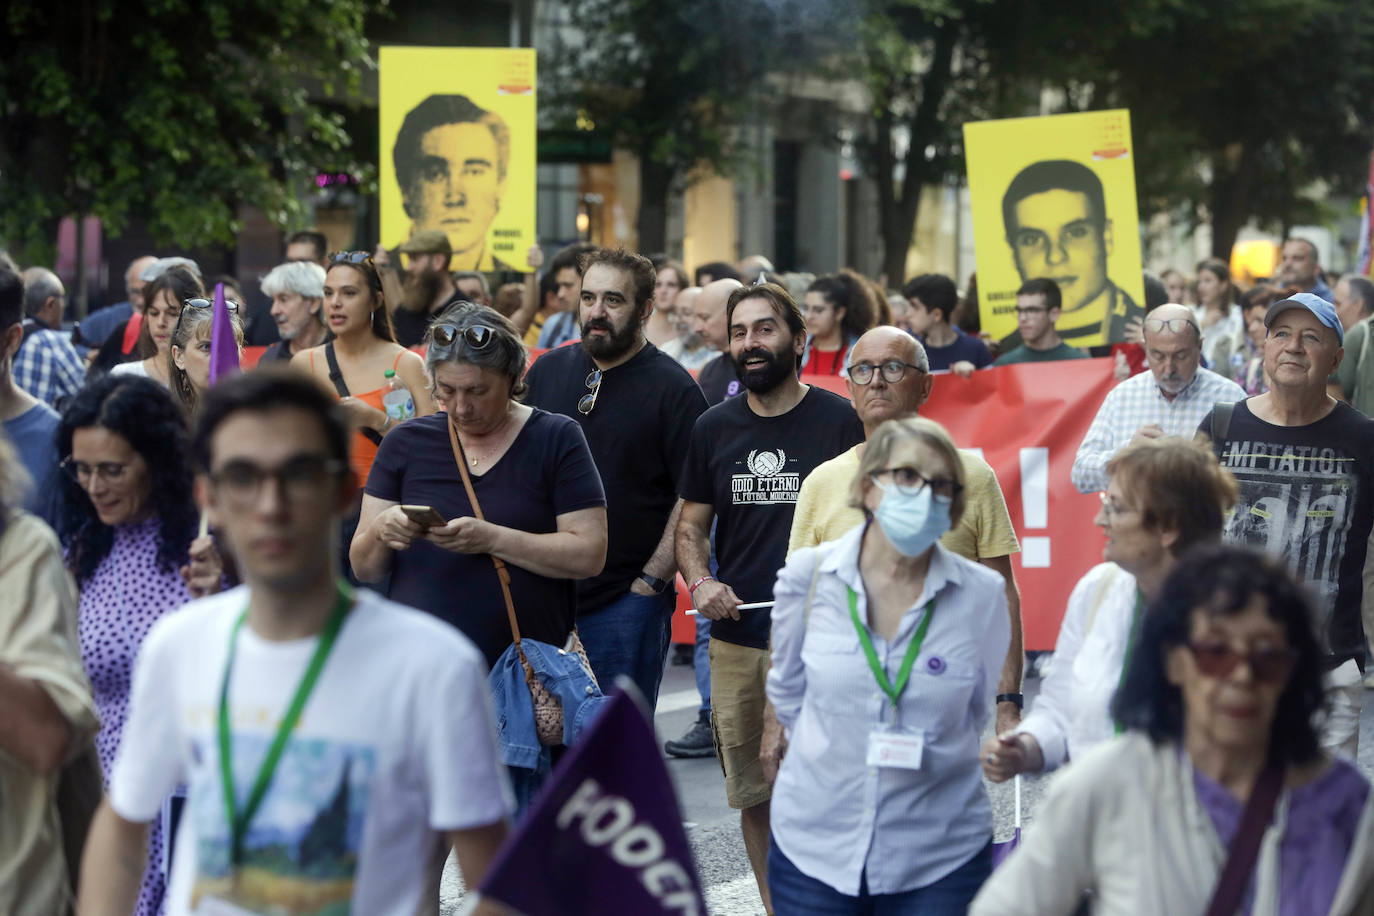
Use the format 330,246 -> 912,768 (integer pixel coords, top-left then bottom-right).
324,341 -> 383,445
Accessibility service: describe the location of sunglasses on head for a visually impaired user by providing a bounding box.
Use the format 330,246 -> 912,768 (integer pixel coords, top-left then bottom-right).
1144,317 -> 1197,335
182,297 -> 241,313
430,324 -> 494,350
1186,640 -> 1297,684
329,250 -> 373,266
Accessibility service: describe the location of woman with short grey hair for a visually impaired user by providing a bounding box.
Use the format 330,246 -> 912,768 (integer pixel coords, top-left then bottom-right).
258,260 -> 327,362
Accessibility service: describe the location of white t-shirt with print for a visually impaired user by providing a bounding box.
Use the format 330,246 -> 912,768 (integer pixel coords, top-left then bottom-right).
109,585 -> 513,916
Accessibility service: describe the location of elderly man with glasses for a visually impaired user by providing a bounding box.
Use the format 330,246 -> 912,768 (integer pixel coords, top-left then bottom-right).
787,325 -> 1026,736
1072,303 -> 1245,495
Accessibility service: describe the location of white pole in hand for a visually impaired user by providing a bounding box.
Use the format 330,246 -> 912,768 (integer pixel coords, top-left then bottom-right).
686,601 -> 774,616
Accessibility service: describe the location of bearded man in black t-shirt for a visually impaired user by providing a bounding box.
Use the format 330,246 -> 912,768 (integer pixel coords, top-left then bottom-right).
676,282 -> 864,911
1198,293 -> 1374,757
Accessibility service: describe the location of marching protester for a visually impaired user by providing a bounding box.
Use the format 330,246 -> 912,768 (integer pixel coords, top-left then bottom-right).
646,258 -> 688,347
108,266 -> 204,386
525,248 -> 706,709
1193,257 -> 1243,371
676,281 -> 864,911
14,267 -> 85,409
1,256 -> 63,527
1233,284 -> 1295,396
768,417 -> 1010,911
350,303 -> 607,804
78,370 -> 513,914
57,374 -> 210,914
800,273 -> 876,376
167,296 -> 245,418
0,430 -> 101,916
973,546 -> 1374,915
982,437 -> 1237,781
256,260 -> 329,363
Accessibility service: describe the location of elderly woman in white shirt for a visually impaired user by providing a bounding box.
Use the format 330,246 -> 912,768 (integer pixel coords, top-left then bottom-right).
766,417 -> 1009,913
981,437 -> 1237,781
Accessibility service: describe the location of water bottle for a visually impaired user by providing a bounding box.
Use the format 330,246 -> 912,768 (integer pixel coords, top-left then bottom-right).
382,369 -> 415,421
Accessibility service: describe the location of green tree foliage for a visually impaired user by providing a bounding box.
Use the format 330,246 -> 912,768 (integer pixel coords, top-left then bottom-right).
544,0 -> 836,254
0,0 -> 378,262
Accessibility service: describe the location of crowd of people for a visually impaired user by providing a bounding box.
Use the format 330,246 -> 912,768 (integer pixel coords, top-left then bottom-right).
2,225 -> 1373,916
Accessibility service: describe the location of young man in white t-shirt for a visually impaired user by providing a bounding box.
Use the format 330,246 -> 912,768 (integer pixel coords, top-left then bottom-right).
78,369 -> 512,916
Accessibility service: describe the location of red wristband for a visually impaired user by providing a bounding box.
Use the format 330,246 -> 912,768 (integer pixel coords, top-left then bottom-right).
688,575 -> 715,596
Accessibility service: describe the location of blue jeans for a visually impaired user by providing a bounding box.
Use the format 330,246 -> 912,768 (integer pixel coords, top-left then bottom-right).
578,589 -> 676,710
768,835 -> 991,915
694,615 -> 712,715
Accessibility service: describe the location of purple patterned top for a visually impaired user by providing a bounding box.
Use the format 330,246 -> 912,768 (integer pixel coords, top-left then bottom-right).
77,517 -> 192,916
1194,757 -> 1369,915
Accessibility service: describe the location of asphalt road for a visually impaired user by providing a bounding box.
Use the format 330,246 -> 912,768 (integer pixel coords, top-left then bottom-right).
443,653 -> 1374,915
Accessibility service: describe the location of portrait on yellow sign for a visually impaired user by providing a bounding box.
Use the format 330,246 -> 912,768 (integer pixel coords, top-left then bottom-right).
379,46 -> 536,272
963,110 -> 1145,348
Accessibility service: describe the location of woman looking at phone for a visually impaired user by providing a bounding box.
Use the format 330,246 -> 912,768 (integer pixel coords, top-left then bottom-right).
350,302 -> 607,667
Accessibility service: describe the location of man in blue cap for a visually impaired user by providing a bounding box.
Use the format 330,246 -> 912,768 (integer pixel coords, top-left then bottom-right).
1197,292 -> 1374,752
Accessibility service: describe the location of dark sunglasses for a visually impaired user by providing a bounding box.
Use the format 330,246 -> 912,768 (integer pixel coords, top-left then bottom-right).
1186,640 -> 1297,684
329,250 -> 373,266
578,369 -> 602,415
430,324 -> 494,350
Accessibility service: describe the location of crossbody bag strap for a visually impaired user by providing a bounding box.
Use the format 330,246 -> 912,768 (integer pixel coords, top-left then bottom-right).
1203,765 -> 1284,916
447,419 -> 521,646
1211,400 -> 1235,444
326,341 -> 383,446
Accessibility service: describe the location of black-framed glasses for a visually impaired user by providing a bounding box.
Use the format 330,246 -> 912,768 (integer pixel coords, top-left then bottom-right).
871,466 -> 963,502
431,324 -> 493,350
1185,640 -> 1297,685
844,360 -> 925,385
61,457 -> 130,486
577,370 -> 602,415
208,455 -> 348,508
1144,317 -> 1197,335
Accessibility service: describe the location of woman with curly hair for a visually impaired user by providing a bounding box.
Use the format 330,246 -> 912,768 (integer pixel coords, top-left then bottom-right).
800,272 -> 877,375
56,374 -> 205,916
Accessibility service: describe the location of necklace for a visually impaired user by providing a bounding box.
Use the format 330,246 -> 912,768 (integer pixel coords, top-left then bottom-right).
458,407 -> 514,467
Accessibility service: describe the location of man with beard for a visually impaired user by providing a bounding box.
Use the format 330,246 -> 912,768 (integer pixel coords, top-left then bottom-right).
1072,303 -> 1244,494
524,248 -> 708,709
389,230 -> 464,347
676,283 -> 864,912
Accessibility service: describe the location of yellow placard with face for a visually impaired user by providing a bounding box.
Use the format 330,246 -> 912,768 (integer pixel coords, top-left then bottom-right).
963,110 -> 1145,348
379,47 -> 536,272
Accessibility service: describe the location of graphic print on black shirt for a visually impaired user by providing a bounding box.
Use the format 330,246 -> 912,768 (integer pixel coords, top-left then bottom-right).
1200,400 -> 1374,662
679,386 -> 865,649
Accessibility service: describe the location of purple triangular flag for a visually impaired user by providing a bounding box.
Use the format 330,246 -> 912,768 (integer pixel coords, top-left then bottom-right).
476,682 -> 707,915
208,282 -> 240,385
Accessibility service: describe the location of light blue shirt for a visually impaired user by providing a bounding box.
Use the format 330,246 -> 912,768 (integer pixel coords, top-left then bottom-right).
1071,366 -> 1245,494
767,525 -> 1010,896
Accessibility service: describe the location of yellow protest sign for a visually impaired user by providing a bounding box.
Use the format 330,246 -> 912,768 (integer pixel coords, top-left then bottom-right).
379,47 -> 536,272
964,110 -> 1144,348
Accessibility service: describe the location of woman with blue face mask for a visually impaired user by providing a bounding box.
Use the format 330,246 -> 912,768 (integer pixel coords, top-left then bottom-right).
765,417 -> 1011,913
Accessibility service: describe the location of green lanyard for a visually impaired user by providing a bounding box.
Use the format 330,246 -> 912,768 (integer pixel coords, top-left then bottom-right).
846,585 -> 935,714
1113,590 -> 1145,736
218,581 -> 352,865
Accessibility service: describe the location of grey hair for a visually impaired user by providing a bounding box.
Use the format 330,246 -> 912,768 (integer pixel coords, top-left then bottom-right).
424,301 -> 528,399
261,261 -> 326,299
22,268 -> 63,318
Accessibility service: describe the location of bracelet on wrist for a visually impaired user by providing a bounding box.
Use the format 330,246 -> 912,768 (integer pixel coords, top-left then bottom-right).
996,692 -> 1024,710
688,575 -> 715,596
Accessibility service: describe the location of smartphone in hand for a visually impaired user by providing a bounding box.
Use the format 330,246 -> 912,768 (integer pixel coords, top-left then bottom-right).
400,505 -> 446,528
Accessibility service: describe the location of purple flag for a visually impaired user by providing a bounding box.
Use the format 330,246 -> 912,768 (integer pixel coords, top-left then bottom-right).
476,683 -> 707,916
208,282 -> 240,385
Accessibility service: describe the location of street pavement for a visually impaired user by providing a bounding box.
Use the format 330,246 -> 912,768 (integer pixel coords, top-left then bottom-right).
443,652 -> 1374,915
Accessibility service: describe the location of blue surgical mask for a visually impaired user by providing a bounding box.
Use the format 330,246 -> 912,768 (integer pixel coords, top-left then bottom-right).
873,482 -> 951,557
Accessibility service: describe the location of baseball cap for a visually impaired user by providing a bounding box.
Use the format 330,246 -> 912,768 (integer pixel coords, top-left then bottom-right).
398,230 -> 452,256
1264,292 -> 1343,345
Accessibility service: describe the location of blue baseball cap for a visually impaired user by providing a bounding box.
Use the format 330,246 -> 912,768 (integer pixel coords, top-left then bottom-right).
1264,292 -> 1343,345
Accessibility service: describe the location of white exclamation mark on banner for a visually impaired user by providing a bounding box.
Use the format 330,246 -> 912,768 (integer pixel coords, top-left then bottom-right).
1020,447 -> 1050,568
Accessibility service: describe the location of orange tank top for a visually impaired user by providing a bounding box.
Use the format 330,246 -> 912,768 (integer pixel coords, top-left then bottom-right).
310,349 -> 405,484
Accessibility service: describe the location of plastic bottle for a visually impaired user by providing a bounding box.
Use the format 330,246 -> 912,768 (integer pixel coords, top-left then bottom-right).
381,369 -> 416,421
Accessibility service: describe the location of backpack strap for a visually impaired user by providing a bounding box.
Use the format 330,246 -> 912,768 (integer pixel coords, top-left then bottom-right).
326,342 -> 382,445
1211,400 -> 1236,443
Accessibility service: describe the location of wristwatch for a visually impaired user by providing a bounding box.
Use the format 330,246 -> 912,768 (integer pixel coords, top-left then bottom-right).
996,692 -> 1024,710
637,573 -> 670,594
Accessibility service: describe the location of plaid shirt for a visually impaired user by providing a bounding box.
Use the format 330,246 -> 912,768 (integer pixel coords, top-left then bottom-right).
13,325 -> 86,409
1071,366 -> 1246,494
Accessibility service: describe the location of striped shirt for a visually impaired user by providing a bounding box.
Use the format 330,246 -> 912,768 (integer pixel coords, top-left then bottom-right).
1071,366 -> 1245,494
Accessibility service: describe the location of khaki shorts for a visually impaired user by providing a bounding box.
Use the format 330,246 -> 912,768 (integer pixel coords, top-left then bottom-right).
708,637 -> 772,810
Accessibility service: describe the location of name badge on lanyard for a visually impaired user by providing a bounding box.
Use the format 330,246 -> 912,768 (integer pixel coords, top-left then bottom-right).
846,585 -> 935,771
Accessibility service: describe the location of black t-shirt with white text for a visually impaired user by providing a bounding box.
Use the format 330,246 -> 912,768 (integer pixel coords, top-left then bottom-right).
525,341 -> 708,612
1199,399 -> 1374,663
679,386 -> 865,649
